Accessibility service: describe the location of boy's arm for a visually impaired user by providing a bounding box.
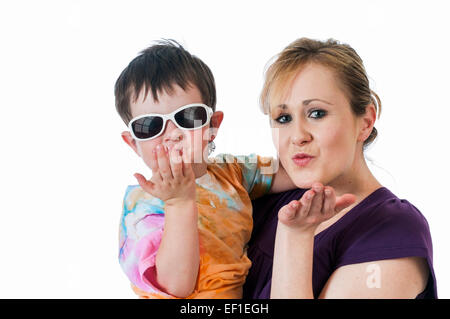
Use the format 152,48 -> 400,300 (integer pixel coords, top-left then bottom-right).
269,163 -> 297,194
134,145 -> 199,298
154,199 -> 199,298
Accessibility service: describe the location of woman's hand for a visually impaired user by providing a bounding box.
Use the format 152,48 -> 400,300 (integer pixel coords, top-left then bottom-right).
278,182 -> 356,234
271,182 -> 356,298
133,144 -> 197,207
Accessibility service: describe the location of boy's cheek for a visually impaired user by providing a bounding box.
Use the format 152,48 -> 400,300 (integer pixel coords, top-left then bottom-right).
136,140 -> 155,158
136,142 -> 144,157
179,138 -> 209,164
135,141 -> 160,167
185,130 -> 205,149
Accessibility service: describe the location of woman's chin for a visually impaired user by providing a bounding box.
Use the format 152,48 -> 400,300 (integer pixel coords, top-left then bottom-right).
293,182 -> 315,189
289,173 -> 325,189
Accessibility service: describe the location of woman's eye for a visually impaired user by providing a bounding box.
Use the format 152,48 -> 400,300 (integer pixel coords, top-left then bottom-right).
275,114 -> 292,124
309,109 -> 327,119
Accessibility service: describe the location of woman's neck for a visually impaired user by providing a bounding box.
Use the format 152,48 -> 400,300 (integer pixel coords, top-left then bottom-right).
328,152 -> 382,203
314,153 -> 382,236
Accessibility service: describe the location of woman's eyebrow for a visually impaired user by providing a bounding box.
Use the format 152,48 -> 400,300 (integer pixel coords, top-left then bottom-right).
275,104 -> 288,110
274,99 -> 333,111
303,98 -> 333,105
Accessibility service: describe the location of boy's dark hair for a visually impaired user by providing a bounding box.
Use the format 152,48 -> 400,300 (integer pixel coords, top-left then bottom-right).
115,39 -> 216,125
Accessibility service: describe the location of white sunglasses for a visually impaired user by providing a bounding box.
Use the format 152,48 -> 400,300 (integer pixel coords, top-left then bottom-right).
128,103 -> 214,141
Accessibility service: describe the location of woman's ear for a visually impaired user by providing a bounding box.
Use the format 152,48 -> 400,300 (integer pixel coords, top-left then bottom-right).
121,131 -> 141,157
209,111 -> 224,142
357,104 -> 377,143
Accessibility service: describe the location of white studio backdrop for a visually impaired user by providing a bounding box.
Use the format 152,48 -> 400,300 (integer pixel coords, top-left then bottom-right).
0,0 -> 449,298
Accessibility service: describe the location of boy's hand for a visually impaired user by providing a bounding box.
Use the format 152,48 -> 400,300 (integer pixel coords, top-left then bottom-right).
278,182 -> 356,234
134,144 -> 197,206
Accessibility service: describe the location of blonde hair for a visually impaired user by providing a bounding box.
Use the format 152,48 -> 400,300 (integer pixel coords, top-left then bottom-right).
260,38 -> 381,148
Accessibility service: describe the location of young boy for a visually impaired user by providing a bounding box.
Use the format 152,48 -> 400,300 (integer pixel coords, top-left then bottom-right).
115,40 -> 296,299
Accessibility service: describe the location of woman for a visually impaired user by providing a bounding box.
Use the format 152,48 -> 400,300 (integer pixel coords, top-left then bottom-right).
243,38 -> 437,299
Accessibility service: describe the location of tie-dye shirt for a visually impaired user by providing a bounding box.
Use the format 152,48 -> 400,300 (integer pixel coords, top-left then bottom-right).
118,154 -> 275,299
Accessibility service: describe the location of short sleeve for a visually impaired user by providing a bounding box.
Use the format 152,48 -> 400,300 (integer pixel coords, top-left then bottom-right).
214,153 -> 275,200
209,153 -> 275,199
335,197 -> 436,298
118,185 -> 175,298
337,198 -> 433,266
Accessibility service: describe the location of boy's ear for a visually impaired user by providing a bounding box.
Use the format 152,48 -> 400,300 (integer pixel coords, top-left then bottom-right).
209,111 -> 224,142
121,131 -> 141,157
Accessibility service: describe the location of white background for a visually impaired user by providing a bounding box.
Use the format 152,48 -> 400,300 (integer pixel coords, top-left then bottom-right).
1,0 -> 449,298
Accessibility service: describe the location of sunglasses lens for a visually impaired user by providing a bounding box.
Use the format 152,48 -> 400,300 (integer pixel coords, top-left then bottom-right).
131,116 -> 163,140
175,106 -> 208,129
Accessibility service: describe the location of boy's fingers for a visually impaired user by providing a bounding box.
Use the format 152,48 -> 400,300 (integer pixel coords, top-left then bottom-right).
181,149 -> 195,179
181,144 -> 190,163
149,148 -> 159,171
170,148 -> 183,179
148,148 -> 162,185
335,194 -> 356,214
322,186 -> 336,217
134,173 -> 156,194
156,145 -> 173,180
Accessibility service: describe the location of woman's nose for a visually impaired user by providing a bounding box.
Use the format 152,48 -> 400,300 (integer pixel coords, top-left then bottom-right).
291,124 -> 312,146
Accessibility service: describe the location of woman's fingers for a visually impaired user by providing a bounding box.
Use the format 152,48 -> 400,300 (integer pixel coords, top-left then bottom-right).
322,186 -> 336,217
309,183 -> 324,216
278,184 -> 356,229
282,200 -> 298,218
278,200 -> 300,224
299,189 -> 314,217
335,193 -> 356,213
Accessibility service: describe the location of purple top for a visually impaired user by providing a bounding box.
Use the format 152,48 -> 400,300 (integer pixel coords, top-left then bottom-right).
243,187 -> 437,299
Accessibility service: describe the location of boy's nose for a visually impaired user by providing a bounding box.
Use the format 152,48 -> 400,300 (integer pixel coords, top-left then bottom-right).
163,120 -> 184,142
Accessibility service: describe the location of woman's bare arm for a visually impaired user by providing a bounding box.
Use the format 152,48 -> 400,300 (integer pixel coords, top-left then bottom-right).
318,257 -> 429,299
271,183 -> 356,298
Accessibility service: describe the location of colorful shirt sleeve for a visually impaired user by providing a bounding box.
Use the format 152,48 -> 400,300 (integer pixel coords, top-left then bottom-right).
118,185 -> 173,298
213,153 -> 275,200
238,153 -> 275,199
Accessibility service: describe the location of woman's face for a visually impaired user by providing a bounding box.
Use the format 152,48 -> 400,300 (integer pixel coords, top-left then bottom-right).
270,62 -> 365,189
